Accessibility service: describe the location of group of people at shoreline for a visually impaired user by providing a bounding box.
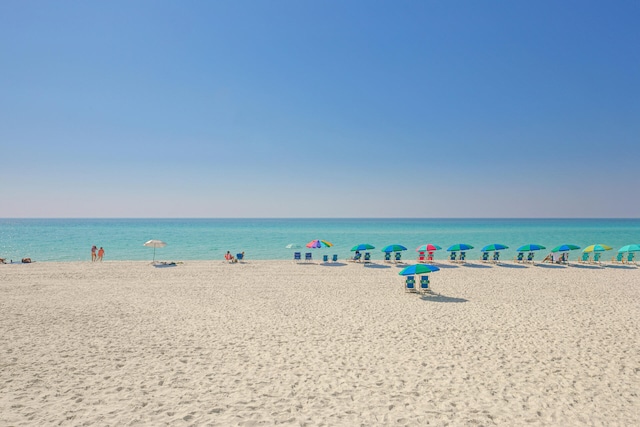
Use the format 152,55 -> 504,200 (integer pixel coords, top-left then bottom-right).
91,245 -> 105,262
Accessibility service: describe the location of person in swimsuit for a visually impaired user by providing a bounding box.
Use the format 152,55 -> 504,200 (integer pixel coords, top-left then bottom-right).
91,245 -> 97,262
98,247 -> 105,261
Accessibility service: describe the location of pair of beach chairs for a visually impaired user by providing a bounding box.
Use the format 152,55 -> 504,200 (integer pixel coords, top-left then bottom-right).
449,252 -> 467,263
384,252 -> 402,263
293,252 -> 314,263
579,252 -> 603,264
321,254 -> 339,263
480,252 -> 501,263
349,252 -> 372,263
514,252 -> 536,263
417,252 -> 434,263
611,252 -> 636,265
405,275 -> 431,294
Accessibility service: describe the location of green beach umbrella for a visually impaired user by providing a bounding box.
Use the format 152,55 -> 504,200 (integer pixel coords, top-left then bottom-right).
481,244 -> 509,252
583,244 -> 613,253
517,244 -> 546,252
551,244 -> 581,252
398,264 -> 441,276
381,244 -> 407,253
351,243 -> 375,251
618,244 -> 640,252
447,243 -> 474,252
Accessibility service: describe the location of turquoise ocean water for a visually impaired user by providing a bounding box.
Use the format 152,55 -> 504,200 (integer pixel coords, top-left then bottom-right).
0,218 -> 639,262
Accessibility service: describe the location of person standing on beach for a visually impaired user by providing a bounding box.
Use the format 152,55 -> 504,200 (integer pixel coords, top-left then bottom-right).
91,245 -> 97,262
98,247 -> 105,261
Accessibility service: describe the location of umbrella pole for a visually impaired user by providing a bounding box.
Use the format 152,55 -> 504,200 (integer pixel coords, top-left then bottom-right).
153,247 -> 156,262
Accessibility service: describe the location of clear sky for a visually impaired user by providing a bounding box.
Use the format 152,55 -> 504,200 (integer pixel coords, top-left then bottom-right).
1,0 -> 638,218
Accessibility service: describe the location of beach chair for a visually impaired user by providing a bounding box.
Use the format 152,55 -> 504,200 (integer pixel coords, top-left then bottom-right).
323,254 -> 329,263
612,253 -> 624,263
459,252 -> 467,263
426,252 -> 434,263
493,252 -> 500,263
626,252 -> 636,265
449,252 -> 457,262
419,275 -> 430,294
418,252 -> 426,263
514,252 -> 524,263
305,252 -> 313,262
351,252 -> 362,262
580,252 -> 590,263
526,252 -> 535,263
332,254 -> 338,263
592,253 -> 601,264
481,252 -> 489,262
294,252 -> 301,262
236,253 -> 244,262
384,252 -> 391,262
364,252 -> 371,263
404,276 -> 417,293
395,252 -> 402,263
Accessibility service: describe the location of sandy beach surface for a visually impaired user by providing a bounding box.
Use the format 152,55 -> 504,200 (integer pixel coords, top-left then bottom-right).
1,259 -> 639,426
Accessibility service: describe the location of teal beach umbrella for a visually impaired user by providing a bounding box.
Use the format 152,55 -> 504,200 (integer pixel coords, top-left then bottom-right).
517,244 -> 546,252
551,244 -> 580,252
618,244 -> 640,252
481,244 -> 509,252
398,264 -> 441,276
447,244 -> 474,252
352,243 -> 375,251
583,244 -> 612,253
382,244 -> 407,253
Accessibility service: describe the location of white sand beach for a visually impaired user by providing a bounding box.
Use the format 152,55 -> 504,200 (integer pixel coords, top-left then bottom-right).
1,259 -> 639,426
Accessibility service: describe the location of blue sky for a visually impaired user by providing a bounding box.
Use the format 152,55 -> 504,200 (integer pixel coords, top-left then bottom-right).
1,0 -> 638,217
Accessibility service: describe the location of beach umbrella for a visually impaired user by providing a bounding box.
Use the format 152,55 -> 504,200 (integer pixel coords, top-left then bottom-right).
143,239 -> 167,262
447,244 -> 474,252
583,244 -> 613,253
382,244 -> 407,253
351,243 -> 375,251
517,244 -> 546,252
618,244 -> 640,252
416,244 -> 441,252
481,244 -> 509,252
551,244 -> 580,253
306,239 -> 333,248
398,264 -> 441,276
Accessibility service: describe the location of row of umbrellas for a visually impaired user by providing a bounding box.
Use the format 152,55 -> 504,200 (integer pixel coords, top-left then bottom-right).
297,240 -> 640,254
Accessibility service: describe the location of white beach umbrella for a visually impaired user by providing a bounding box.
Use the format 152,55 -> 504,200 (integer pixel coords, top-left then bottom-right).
144,240 -> 167,262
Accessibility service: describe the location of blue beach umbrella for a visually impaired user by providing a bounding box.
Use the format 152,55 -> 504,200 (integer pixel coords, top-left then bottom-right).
517,244 -> 546,252
351,243 -> 375,251
398,264 -> 441,276
551,244 -> 580,253
382,244 -> 407,253
618,244 -> 640,252
481,244 -> 509,252
447,244 -> 474,252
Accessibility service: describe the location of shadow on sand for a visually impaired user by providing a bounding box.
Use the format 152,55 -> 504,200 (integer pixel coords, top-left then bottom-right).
363,263 -> 392,269
419,293 -> 468,303
497,263 -> 529,269
535,263 -> 567,269
319,262 -> 347,267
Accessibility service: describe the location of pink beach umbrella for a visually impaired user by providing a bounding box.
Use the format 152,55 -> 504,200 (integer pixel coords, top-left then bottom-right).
416,244 -> 442,253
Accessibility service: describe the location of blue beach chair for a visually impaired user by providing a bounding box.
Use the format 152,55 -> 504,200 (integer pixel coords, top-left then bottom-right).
405,276 -> 416,293
419,275 -> 430,294
294,252 -> 301,262
592,253 -> 601,264
305,252 -> 313,262
527,252 -> 535,263
459,252 -> 467,263
384,252 -> 391,262
514,252 -> 524,263
481,252 -> 489,262
332,254 -> 338,262
493,252 -> 500,263
364,252 -> 371,263
580,252 -> 590,263
449,252 -> 457,262
627,252 -> 636,265
323,254 -> 329,263
395,252 -> 402,262
612,253 -> 624,263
